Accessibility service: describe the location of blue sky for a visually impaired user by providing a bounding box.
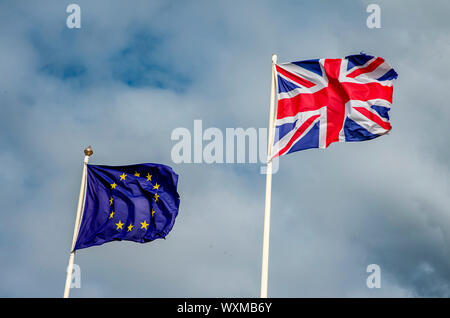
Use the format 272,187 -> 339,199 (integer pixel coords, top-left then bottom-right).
0,0 -> 449,297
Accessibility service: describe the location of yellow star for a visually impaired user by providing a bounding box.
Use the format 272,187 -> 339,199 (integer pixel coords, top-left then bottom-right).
153,183 -> 160,190
127,223 -> 134,232
111,183 -> 117,189
115,220 -> 124,230
154,193 -> 159,202
119,173 -> 127,181
140,220 -> 149,230
146,173 -> 152,181
109,211 -> 114,219
151,209 -> 156,217
109,197 -> 114,205
134,171 -> 140,177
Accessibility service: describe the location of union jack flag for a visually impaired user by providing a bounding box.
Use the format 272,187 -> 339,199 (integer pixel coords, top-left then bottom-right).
271,53 -> 398,159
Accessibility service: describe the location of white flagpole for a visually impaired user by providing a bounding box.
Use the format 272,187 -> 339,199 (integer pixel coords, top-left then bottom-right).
260,54 -> 278,298
63,145 -> 93,298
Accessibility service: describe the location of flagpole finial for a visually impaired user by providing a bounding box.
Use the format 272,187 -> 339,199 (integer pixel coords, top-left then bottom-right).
272,54 -> 277,64
84,145 -> 93,157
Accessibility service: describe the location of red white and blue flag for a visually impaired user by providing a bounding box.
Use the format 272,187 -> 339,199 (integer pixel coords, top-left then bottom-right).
271,53 -> 398,159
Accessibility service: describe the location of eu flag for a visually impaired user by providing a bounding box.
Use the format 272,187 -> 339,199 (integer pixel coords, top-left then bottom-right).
74,163 -> 180,251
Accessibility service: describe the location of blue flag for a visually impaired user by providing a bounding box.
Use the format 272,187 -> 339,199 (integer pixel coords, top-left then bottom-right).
74,163 -> 180,251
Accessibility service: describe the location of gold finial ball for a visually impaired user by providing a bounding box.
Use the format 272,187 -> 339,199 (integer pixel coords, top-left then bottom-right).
84,145 -> 93,156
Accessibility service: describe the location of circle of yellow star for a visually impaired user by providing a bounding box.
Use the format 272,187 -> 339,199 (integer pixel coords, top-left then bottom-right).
140,220 -> 149,230
119,173 -> 127,181
116,220 -> 124,230
154,193 -> 159,202
109,211 -> 114,219
134,171 -> 140,177
127,223 -> 134,232
151,209 -> 156,217
153,183 -> 160,190
109,197 -> 114,205
111,183 -> 117,189
146,173 -> 152,181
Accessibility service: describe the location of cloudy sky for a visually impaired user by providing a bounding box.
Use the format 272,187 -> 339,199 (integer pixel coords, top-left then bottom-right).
0,0 -> 449,297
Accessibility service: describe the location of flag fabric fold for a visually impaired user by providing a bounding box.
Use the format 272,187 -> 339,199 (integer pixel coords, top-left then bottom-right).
73,163 -> 180,251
